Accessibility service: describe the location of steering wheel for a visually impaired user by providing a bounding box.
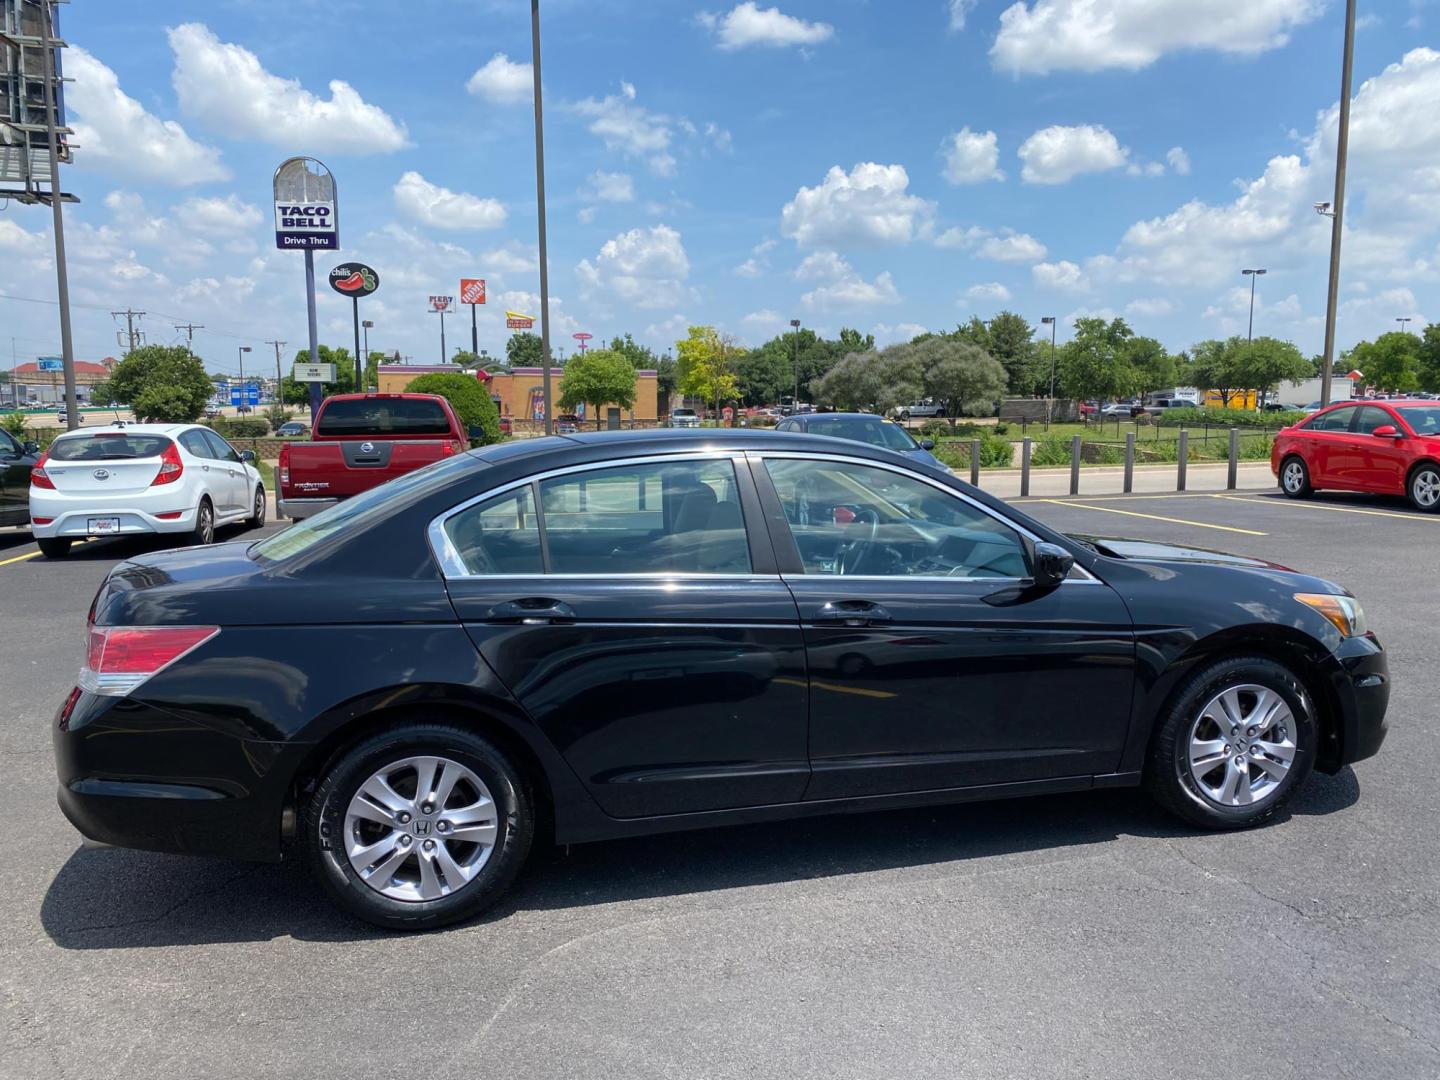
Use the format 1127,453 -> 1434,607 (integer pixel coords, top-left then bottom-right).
835,508 -> 881,575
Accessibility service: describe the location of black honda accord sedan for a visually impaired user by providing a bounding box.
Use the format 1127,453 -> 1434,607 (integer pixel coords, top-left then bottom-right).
54,429 -> 1389,929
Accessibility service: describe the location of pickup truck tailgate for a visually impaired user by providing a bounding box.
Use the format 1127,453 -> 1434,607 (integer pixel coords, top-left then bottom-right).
282,440 -> 455,499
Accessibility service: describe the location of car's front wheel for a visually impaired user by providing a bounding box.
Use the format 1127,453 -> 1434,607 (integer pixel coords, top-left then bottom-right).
305,724 -> 533,930
1279,455 -> 1313,499
1407,462 -> 1440,512
1146,656 -> 1316,830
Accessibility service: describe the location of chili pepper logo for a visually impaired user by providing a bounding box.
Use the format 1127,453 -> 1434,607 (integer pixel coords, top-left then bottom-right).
328,264 -> 379,296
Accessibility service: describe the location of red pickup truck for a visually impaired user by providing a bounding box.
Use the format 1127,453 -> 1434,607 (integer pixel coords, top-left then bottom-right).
276,393 -> 469,520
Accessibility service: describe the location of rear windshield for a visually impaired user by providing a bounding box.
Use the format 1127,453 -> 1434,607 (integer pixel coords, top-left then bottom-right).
316,397 -> 451,436
47,434 -> 172,461
808,417 -> 916,452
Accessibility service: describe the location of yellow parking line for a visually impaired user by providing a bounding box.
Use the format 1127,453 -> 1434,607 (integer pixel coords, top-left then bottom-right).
1213,494 -> 1439,522
1033,499 -> 1268,536
0,549 -> 41,567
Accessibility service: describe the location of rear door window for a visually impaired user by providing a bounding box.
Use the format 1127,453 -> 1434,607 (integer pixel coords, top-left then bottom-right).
1307,406 -> 1357,432
443,487 -> 543,575
316,397 -> 452,436
47,434 -> 172,461
179,430 -> 212,458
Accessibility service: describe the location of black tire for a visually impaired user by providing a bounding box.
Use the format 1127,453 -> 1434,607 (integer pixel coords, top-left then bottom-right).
247,485 -> 267,528
1278,455 -> 1313,499
190,497 -> 215,546
898,410 -> 910,422
1145,655 -> 1317,830
1406,462 -> 1440,513
37,537 -> 71,558
304,723 -> 533,930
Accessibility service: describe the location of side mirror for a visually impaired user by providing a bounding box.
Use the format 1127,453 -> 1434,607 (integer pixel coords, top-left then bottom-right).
468,425 -> 485,440
1371,424 -> 1400,438
919,439 -> 936,450
1030,541 -> 1075,588
23,441 -> 40,455
239,449 -> 256,463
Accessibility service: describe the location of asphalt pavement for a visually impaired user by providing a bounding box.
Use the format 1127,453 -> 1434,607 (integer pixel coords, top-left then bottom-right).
1,487 -> 1436,1079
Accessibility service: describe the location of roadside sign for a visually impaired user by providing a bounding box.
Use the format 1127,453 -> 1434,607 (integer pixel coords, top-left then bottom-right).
37,357 -> 63,371
230,384 -> 261,406
460,279 -> 486,305
506,308 -> 535,330
328,263 -> 379,297
429,295 -> 453,313
293,362 -> 337,382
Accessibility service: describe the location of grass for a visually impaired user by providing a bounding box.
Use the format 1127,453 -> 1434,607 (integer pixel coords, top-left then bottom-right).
939,418 -> 1285,447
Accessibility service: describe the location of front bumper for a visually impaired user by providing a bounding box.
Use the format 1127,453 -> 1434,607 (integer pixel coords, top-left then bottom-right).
277,496 -> 338,520
29,493 -> 199,538
1321,632 -> 1390,770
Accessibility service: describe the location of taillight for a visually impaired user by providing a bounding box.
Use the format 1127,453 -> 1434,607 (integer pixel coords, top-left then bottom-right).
80,625 -> 219,697
30,451 -> 55,490
278,445 -> 290,487
150,441 -> 184,486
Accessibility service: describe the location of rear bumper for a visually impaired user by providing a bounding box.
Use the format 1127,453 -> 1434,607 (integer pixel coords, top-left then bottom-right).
277,496 -> 338,520
29,496 -> 198,538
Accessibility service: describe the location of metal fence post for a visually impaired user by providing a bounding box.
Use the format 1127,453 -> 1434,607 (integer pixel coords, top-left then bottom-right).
1177,429 -> 1188,491
1069,435 -> 1081,495
1020,437 -> 1032,497
1227,428 -> 1239,490
1124,432 -> 1135,493
970,439 -> 981,487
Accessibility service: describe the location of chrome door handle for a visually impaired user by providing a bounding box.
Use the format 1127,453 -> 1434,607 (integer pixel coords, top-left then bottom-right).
812,600 -> 893,626
484,598 -> 577,624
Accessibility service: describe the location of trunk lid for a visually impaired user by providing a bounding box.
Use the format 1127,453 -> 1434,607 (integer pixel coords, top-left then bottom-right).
43,432 -> 170,495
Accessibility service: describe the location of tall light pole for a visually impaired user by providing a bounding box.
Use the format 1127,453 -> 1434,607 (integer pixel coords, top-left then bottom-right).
1242,268 -> 1267,342
790,318 -> 802,411
362,319 -> 373,388
431,306 -> 448,363
531,0 -> 554,435
38,0 -> 78,431
237,346 -> 252,410
1319,0 -> 1357,407
1397,317 -> 1412,336
1041,316 -> 1057,422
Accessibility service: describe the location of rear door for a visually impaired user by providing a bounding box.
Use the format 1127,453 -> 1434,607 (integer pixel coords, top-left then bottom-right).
1302,405 -> 1360,486
41,432 -> 169,496
754,451 -> 1136,799
438,453 -> 810,819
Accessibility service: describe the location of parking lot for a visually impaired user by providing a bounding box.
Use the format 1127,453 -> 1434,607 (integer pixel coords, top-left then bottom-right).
2,485 -> 1436,1080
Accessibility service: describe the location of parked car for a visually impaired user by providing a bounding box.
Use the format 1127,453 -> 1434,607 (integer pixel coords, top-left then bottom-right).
277,393 -> 470,520
275,421 -> 309,438
895,401 -> 945,420
1100,401 -> 1139,418
0,428 -> 42,527
204,407 -> 222,420
1274,399 -> 1440,511
28,423 -> 265,557
556,422 -> 579,435
498,417 -> 513,436
669,407 -> 700,429
775,411 -> 944,468
54,429 -> 1388,929
56,408 -> 82,427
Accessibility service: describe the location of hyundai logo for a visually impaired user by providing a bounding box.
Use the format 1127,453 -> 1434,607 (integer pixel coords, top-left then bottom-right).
360,441 -> 375,454
92,468 -> 110,481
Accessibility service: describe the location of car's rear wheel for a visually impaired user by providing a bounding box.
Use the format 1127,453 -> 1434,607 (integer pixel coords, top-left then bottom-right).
37,537 -> 71,558
190,498 -> 215,545
1407,463 -> 1440,512
1146,656 -> 1316,829
305,724 -> 533,930
247,485 -> 266,528
1279,455 -> 1313,499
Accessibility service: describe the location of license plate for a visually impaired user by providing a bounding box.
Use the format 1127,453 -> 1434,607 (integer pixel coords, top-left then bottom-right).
87,517 -> 120,534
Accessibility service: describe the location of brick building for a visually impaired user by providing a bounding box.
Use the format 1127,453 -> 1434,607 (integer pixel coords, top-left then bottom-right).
376,364 -> 659,424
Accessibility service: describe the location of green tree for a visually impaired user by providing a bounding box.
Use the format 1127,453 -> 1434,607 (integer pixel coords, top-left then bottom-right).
675,326 -> 740,414
558,348 -> 637,427
1056,318 -> 1137,404
506,332 -> 545,367
913,338 -> 1008,423
90,379 -> 117,407
1418,326 -> 1440,392
1351,331 -> 1421,393
608,333 -> 658,369
1233,336 -> 1311,400
811,346 -> 921,413
1125,336 -> 1176,400
404,372 -> 501,445
986,311 -> 1039,395
734,346 -> 794,406
451,349 -> 482,370
281,345 -> 356,404
106,344 -> 213,422
362,350 -> 389,393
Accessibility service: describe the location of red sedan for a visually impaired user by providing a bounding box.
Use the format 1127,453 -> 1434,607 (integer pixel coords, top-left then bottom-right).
1272,400 -> 1440,510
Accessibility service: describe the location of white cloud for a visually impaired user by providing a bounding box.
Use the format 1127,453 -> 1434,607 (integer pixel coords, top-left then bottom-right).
586,170 -> 636,203
576,224 -> 691,309
65,47 -> 228,185
1166,146 -> 1192,175
168,23 -> 408,153
793,251 -> 901,310
948,0 -> 979,31
465,53 -> 532,104
934,225 -> 988,250
705,122 -> 734,154
698,3 -> 835,50
991,0 -> 1323,75
734,238 -> 776,277
741,309 -> 785,331
1126,297 -> 1175,318
394,171 -> 506,230
0,219 -> 48,257
942,128 -> 1004,184
1032,260 -> 1086,292
965,282 -> 1013,303
177,194 -> 263,236
645,313 -> 692,342
978,229 -> 1047,262
573,82 -> 677,176
781,163 -> 935,247
1018,124 -> 1129,184
874,321 -> 930,345
734,258 -> 765,278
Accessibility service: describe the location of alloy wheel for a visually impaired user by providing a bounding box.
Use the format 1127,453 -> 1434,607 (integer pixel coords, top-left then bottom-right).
343,755 -> 499,902
198,504 -> 214,544
1413,469 -> 1440,508
1186,684 -> 1296,808
1282,461 -> 1305,494
254,489 -> 266,526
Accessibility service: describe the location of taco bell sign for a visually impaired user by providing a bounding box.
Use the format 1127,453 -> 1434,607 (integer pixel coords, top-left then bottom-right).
275,200 -> 338,249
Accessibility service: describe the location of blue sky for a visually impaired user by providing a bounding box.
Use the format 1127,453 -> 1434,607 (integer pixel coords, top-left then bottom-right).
2,0 -> 1439,377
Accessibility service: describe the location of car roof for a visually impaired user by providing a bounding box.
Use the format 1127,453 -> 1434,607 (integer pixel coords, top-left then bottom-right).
52,422 -> 187,438
467,427 -> 916,469
793,412 -> 889,423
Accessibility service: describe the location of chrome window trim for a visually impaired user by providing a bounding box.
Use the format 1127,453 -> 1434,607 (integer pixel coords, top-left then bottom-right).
428,450 -> 752,580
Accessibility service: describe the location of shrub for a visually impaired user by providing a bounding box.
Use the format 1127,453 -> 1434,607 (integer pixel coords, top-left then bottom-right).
1240,435 -> 1275,460
403,372 -> 501,445
263,405 -> 293,430
1029,436 -> 1073,467
934,433 -> 1013,469
993,422 -> 1009,436
207,417 -> 271,438
1,412 -> 27,437
1152,406 -> 1303,429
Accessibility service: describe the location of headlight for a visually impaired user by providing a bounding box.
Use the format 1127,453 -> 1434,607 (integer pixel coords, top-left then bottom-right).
1294,593 -> 1368,637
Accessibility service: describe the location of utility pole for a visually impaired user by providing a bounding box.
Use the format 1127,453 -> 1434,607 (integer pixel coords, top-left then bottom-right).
266,340 -> 287,404
111,308 -> 146,353
1242,269 -> 1266,342
1041,316 -> 1057,424
531,0 -> 554,435
38,0 -> 78,430
1319,0 -> 1357,408
174,322 -> 204,353
790,318 -> 802,411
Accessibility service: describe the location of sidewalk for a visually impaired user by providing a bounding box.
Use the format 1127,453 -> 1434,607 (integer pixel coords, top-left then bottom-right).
963,460 -> 1275,499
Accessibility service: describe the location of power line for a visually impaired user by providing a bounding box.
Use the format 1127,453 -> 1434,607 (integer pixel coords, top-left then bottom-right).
174,322 -> 204,352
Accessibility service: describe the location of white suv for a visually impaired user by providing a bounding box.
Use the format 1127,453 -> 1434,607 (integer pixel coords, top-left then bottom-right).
28,424 -> 266,558
670,408 -> 700,429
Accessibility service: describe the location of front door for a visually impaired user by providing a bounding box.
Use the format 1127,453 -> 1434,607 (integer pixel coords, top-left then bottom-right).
755,454 -> 1136,800
0,429 -> 29,524
440,454 -> 809,818
199,430 -> 247,515
1352,405 -> 1409,494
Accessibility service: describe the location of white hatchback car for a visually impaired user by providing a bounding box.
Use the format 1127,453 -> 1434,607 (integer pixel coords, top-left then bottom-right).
28,423 -> 265,558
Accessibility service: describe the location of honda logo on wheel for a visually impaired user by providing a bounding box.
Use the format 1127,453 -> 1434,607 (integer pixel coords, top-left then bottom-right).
412,819 -> 431,837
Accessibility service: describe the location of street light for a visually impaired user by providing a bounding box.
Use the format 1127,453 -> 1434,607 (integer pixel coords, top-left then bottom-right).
1041,316 -> 1057,424
1319,0 -> 1358,408
790,318 -> 802,411
1242,268 -> 1267,342
237,346 -> 252,410
1397,317 -> 1413,335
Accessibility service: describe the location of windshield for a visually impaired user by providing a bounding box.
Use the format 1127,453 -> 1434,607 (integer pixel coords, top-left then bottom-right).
251,454 -> 479,563
1400,407 -> 1440,435
47,434 -> 171,461
672,408 -> 696,417
316,398 -> 452,436
808,417 -> 918,452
